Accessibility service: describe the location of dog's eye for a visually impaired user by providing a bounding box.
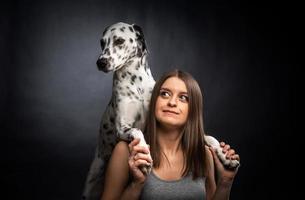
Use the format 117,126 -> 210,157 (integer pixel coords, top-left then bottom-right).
113,38 -> 125,46
100,39 -> 106,49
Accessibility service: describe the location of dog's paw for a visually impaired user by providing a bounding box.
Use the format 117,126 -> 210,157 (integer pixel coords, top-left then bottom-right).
131,129 -> 152,174
205,135 -> 240,169
140,163 -> 152,175
215,148 -> 240,169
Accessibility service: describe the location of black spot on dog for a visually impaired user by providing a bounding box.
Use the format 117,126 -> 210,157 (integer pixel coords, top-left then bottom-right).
114,38 -> 125,46
111,28 -> 116,31
127,134 -> 133,141
103,26 -> 109,36
137,47 -> 142,57
139,76 -> 142,81
136,113 -> 141,121
103,123 -> 109,130
131,75 -> 137,82
100,39 -> 106,49
130,38 -> 133,43
120,27 -> 124,32
129,27 -> 134,32
121,73 -> 126,79
127,60 -> 134,65
110,117 -> 115,124
124,128 -> 131,133
105,48 -> 110,55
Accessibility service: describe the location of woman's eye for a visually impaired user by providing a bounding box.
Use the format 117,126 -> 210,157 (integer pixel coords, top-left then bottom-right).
180,95 -> 189,102
160,91 -> 170,97
114,38 -> 125,46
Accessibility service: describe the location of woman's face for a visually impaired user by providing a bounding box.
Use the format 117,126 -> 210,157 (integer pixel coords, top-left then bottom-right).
155,77 -> 189,130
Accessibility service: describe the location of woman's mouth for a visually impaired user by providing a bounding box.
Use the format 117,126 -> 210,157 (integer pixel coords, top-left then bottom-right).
163,110 -> 179,115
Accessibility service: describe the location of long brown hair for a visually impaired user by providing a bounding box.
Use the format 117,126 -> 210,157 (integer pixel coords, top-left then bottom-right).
144,69 -> 206,179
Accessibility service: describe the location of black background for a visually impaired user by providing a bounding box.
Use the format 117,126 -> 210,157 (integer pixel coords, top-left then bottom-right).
1,0 -> 296,199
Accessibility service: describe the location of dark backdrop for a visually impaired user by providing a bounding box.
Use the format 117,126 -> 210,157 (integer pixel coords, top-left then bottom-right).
1,0 -> 295,199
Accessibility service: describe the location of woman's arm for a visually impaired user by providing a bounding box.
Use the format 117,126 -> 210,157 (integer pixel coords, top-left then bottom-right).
101,141 -> 130,200
205,146 -> 216,200
101,139 -> 152,200
205,143 -> 240,200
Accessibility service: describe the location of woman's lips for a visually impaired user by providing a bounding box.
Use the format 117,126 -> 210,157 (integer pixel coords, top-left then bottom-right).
163,110 -> 179,115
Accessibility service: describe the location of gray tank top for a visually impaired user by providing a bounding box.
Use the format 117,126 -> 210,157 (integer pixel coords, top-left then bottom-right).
140,170 -> 206,200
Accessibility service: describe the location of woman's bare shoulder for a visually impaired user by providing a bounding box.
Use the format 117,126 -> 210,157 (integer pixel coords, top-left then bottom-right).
112,141 -> 130,157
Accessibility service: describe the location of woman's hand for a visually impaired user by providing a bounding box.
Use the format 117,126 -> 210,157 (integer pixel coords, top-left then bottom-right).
128,138 -> 153,185
209,142 -> 240,184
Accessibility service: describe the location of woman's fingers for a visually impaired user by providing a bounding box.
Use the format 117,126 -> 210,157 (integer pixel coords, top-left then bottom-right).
133,145 -> 150,154
220,141 -> 240,161
128,138 -> 140,152
226,149 -> 235,158
134,152 -> 153,163
134,159 -> 151,167
231,154 -> 240,161
222,144 -> 230,153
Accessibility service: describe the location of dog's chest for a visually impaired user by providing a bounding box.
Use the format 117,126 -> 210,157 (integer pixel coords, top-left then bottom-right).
114,68 -> 154,100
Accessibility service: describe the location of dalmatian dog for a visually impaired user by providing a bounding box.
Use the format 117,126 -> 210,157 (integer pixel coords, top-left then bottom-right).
82,22 -> 155,200
82,22 -> 239,200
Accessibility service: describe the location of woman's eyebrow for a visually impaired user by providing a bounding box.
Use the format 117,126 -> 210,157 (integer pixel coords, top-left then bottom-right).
160,87 -> 188,95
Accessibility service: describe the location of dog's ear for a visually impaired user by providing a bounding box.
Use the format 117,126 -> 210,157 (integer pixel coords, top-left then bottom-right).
102,25 -> 110,36
132,24 -> 147,56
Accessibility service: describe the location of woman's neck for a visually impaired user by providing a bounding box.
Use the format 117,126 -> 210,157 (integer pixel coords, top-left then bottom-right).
157,126 -> 183,155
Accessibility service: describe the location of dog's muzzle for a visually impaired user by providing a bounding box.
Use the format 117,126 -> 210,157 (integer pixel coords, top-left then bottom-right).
96,58 -> 110,72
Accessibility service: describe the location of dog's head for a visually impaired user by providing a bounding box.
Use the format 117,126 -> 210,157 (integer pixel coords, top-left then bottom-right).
96,22 -> 147,72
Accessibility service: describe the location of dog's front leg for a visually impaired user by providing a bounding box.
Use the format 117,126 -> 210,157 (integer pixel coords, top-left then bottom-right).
115,99 -> 146,144
115,99 -> 152,174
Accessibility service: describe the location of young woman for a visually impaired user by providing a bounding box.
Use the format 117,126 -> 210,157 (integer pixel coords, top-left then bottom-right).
101,69 -> 240,200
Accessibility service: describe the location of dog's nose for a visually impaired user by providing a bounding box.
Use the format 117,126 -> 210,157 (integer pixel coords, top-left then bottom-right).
96,58 -> 108,71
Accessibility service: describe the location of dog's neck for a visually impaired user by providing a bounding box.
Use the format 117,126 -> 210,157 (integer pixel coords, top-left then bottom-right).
113,54 -> 154,83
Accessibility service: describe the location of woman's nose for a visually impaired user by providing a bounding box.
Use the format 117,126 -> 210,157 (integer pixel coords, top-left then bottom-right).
167,96 -> 177,107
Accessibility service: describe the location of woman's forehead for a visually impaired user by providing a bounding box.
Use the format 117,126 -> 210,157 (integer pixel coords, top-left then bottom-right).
161,77 -> 188,93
